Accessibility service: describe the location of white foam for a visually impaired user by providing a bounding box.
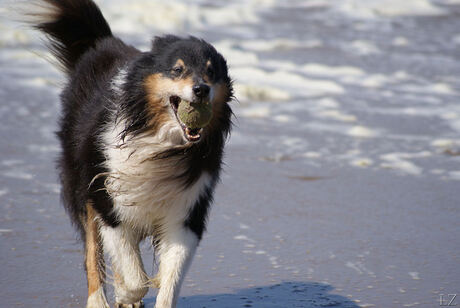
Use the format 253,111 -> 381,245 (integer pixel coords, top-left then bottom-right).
318,110 -> 357,122
400,83 -> 456,95
345,261 -> 375,276
282,137 -> 306,152
234,235 -> 251,241
392,36 -> 410,46
440,112 -> 459,120
453,34 -> 460,45
340,71 -> 414,89
20,77 -> 52,88
380,157 -> 423,175
234,84 -> 290,102
335,0 -> 445,19
431,139 -> 460,148
212,42 -> 259,66
316,98 -> 340,109
232,67 -> 345,98
350,158 -> 373,167
3,170 -> 33,180
347,126 -> 378,138
379,152 -> 431,175
1,159 -> 23,167
99,0 -> 272,34
239,106 -> 271,118
409,272 -> 420,280
0,22 -> 32,47
403,303 -> 420,307
447,118 -> 460,133
263,60 -> 297,71
238,38 -> 322,51
449,171 -> 460,181
302,63 -> 365,77
273,115 -> 294,123
303,152 -> 321,158
347,40 -> 380,55
341,73 -> 388,88
0,188 -> 8,197
27,144 -> 59,153
278,1 -> 329,9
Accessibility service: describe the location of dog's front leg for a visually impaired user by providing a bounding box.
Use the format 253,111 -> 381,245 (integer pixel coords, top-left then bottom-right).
99,225 -> 149,306
154,224 -> 199,308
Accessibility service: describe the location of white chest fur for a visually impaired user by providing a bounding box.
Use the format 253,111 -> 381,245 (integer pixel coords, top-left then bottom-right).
101,121 -> 211,234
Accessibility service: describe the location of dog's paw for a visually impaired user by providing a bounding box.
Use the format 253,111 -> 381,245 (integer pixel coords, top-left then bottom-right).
115,300 -> 144,308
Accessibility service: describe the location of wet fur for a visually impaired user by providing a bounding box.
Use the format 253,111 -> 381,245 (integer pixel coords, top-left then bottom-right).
28,0 -> 233,307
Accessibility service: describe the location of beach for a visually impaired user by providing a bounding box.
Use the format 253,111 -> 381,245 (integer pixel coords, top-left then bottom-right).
0,0 -> 459,306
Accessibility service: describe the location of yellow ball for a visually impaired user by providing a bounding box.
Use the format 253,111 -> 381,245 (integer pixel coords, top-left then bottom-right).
177,100 -> 213,129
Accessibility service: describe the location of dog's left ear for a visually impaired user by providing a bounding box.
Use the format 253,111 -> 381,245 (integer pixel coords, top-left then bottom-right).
151,35 -> 181,53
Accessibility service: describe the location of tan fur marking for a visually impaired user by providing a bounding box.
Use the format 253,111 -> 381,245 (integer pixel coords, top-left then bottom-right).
144,73 -> 194,136
144,73 -> 194,99
175,59 -> 185,68
203,60 -> 213,83
143,74 -> 175,133
144,73 -> 194,112
85,201 -> 104,297
175,76 -> 194,91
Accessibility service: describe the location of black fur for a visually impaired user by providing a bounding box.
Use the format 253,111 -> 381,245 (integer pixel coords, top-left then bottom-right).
34,0 -> 113,72
57,37 -> 140,233
33,0 -> 233,239
184,176 -> 218,240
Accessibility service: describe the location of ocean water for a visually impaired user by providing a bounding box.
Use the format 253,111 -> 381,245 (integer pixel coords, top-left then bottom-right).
0,0 -> 459,307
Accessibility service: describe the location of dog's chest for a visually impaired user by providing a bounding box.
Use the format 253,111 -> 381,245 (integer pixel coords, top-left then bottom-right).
111,169 -> 210,232
102,124 -> 211,232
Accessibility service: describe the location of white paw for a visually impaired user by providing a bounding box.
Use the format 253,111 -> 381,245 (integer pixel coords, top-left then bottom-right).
86,287 -> 110,308
115,300 -> 144,308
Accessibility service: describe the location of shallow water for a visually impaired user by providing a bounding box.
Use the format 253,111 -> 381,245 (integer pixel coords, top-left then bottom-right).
1,0 -> 459,307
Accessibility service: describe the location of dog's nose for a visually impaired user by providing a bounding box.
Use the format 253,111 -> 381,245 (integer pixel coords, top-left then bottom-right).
193,84 -> 210,99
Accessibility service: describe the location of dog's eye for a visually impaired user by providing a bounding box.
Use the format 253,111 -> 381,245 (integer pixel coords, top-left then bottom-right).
172,66 -> 183,75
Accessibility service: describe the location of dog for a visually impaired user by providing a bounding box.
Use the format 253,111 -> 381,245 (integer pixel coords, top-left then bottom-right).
27,0 -> 233,307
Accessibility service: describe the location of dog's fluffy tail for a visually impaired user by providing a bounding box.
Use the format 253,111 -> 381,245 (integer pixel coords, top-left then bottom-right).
29,0 -> 112,72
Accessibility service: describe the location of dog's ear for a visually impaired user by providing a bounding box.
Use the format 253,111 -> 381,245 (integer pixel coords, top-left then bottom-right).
151,35 -> 181,53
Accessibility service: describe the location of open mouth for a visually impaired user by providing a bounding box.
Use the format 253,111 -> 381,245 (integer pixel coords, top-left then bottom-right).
169,95 -> 203,142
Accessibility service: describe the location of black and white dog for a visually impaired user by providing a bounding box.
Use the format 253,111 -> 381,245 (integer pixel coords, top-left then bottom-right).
28,0 -> 233,307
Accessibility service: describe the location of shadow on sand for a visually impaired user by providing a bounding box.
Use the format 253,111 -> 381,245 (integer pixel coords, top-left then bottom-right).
143,281 -> 360,307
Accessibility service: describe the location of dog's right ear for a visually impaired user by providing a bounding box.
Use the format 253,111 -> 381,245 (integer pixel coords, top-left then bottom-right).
151,35 -> 181,53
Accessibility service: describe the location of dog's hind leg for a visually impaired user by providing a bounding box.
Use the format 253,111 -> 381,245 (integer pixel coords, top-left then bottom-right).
85,201 -> 109,308
154,224 -> 199,308
99,224 -> 148,306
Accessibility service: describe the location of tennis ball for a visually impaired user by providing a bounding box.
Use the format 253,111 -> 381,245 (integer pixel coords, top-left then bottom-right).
177,99 -> 213,129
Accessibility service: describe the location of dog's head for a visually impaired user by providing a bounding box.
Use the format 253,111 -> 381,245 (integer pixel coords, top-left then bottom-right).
120,35 -> 233,145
